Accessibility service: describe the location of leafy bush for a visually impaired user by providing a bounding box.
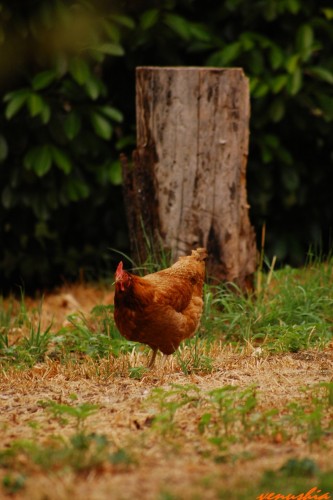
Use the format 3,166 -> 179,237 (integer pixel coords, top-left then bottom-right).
0,1 -> 133,291
1,0 -> 333,291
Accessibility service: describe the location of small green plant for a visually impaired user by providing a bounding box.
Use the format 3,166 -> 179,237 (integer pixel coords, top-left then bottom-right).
22,316 -> 53,364
2,473 -> 26,495
39,397 -> 99,431
60,306 -> 135,359
0,299 -> 13,330
0,432 -> 131,474
148,384 -> 201,436
200,385 -> 271,454
0,326 -> 10,352
0,396 -> 134,476
176,336 -> 214,375
279,457 -> 319,477
0,298 -> 53,366
209,259 -> 333,352
129,366 -> 148,380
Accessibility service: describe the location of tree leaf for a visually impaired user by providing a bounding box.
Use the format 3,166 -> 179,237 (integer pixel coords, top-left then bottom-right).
109,160 -> 122,185
101,20 -> 121,42
51,146 -> 72,174
207,42 -> 242,66
99,105 -> 123,123
308,66 -> 333,84
24,145 -> 52,177
69,57 -> 91,85
41,104 -> 51,124
95,43 -> 125,56
4,92 -> 28,119
288,67 -> 302,95
0,135 -> 8,162
110,13 -> 135,29
189,23 -> 212,43
285,54 -> 300,73
297,24 -> 314,61
140,9 -> 159,30
269,98 -> 285,122
64,112 -> 81,140
64,178 -> 90,201
252,81 -> 269,98
91,113 -> 113,140
27,93 -> 45,118
316,93 -> 333,121
32,70 -> 57,90
322,8 -> 333,20
269,44 -> 284,70
85,77 -> 100,100
164,13 -> 191,40
271,74 -> 288,94
1,186 -> 12,209
286,0 -> 301,14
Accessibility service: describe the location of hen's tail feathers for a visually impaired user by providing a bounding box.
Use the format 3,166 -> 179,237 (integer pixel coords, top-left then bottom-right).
191,248 -> 208,261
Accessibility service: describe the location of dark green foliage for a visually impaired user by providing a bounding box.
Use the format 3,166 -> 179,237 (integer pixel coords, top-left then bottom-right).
1,1 -> 333,291
0,1 -> 132,292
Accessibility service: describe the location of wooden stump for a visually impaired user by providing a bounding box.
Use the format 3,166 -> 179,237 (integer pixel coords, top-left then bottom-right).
122,66 -> 257,289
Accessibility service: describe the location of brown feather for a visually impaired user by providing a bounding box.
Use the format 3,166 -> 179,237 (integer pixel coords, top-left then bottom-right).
113,248 -> 207,360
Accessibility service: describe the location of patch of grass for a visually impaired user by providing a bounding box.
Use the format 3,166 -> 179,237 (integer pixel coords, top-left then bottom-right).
0,432 -> 132,475
1,256 -> 333,500
0,396 -> 134,477
147,384 -> 202,436
217,457 -> 333,500
207,259 -> 333,352
145,381 -> 333,459
55,305 -> 136,360
111,232 -> 173,276
22,315 -> 53,364
129,366 -> 149,379
38,396 -> 99,431
176,337 -> 214,375
0,299 -> 52,367
2,473 -> 26,495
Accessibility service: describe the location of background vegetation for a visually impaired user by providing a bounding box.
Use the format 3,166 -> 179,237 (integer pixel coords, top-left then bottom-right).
1,0 -> 333,292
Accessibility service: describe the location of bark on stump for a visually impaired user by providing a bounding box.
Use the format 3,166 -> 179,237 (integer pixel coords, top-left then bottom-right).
122,66 -> 257,290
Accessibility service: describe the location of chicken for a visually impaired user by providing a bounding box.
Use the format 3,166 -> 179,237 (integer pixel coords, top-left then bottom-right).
113,248 -> 207,367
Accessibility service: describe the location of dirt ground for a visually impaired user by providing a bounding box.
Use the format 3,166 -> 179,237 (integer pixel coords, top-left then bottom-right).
1,285 -> 333,499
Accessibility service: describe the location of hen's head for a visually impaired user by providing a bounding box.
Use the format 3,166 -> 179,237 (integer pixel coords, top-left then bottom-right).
115,261 -> 132,292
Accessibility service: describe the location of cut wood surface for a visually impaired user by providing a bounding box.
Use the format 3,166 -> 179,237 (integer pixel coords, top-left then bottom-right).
122,67 -> 257,289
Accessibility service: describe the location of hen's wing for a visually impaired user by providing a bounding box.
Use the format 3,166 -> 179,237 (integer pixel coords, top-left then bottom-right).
142,249 -> 206,311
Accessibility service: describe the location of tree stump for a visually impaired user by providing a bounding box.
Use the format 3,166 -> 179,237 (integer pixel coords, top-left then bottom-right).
122,66 -> 257,290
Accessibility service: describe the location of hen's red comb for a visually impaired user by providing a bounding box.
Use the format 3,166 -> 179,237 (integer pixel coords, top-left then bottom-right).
115,261 -> 124,277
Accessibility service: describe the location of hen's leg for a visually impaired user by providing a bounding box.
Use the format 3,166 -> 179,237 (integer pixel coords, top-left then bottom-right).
148,348 -> 158,368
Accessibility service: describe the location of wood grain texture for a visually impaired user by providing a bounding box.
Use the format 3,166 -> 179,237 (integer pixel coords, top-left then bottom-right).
123,67 -> 257,289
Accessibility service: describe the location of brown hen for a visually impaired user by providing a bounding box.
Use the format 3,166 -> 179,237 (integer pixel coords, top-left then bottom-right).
113,248 -> 207,367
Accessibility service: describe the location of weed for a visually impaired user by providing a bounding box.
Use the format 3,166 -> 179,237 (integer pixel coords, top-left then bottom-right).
2,473 -> 26,494
279,457 -> 319,477
210,259 -> 333,352
176,336 -> 214,375
0,299 -> 52,366
111,232 -> 172,276
22,317 -> 53,364
0,397 -> 134,476
129,366 -> 148,379
38,397 -> 99,431
148,384 -> 201,436
0,327 -> 10,352
109,448 -> 134,466
0,433 -> 127,474
0,298 -> 13,330
59,306 -> 135,359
